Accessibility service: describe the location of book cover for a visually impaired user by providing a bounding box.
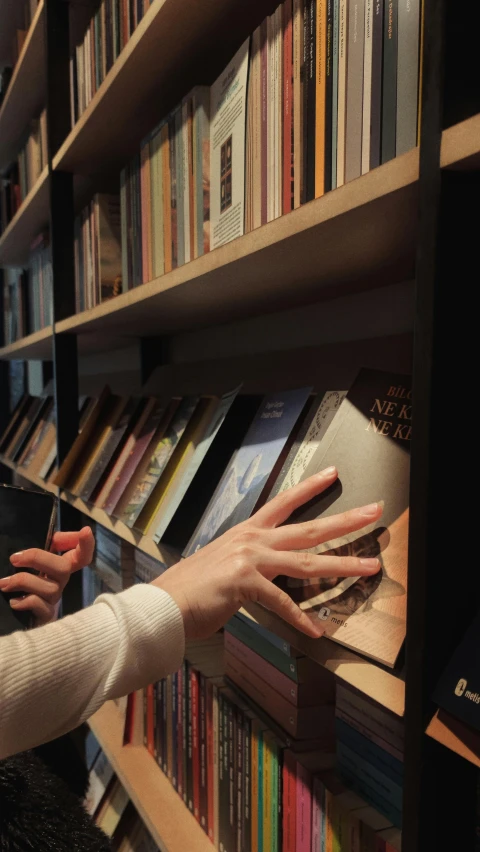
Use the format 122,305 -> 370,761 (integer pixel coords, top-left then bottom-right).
395,0 -> 420,155
184,387 -> 311,557
433,609 -> 480,733
4,395 -> 46,461
0,395 -> 32,454
54,386 -> 111,489
370,0 -> 384,170
210,38 -> 250,250
80,396 -> 138,502
72,394 -> 131,497
118,396 -> 198,529
151,387 -> 240,543
274,368 -> 410,667
97,397 -> 167,513
381,0 -> 398,163
17,398 -> 54,468
345,0 -> 366,182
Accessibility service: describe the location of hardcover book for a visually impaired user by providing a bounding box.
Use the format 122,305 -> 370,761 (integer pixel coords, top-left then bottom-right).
272,368 -> 411,668
433,609 -> 480,733
184,387 -> 312,557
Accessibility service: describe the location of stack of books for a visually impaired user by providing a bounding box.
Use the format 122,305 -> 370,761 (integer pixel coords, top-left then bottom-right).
74,193 -> 123,312
335,682 -> 404,828
0,112 -> 48,233
70,0 -> 153,125
2,267 -> 29,344
28,231 -> 53,331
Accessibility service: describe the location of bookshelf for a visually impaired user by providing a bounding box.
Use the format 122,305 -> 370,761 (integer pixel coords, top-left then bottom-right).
0,0 -> 479,849
0,0 -> 44,173
89,701 -> 213,852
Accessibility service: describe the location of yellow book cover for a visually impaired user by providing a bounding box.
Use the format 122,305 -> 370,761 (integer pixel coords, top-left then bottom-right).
315,0 -> 327,197
96,778 -> 129,837
140,396 -> 219,537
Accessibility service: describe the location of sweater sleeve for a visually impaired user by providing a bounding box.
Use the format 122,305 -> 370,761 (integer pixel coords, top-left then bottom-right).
0,584 -> 185,760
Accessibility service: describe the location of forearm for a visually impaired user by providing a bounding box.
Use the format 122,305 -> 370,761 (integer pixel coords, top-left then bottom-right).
0,584 -> 185,760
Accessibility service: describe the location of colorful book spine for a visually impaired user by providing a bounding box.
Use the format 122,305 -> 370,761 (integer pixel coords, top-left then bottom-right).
381,0 -> 398,163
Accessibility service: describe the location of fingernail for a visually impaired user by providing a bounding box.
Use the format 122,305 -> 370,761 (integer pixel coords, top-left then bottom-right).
320,466 -> 336,477
9,599 -> 19,608
10,552 -> 23,565
0,577 -> 11,589
359,503 -> 379,517
359,558 -> 380,572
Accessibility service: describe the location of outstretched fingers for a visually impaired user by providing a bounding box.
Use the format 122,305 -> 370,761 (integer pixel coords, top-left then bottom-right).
253,575 -> 323,638
253,467 -> 338,528
259,548 -> 381,581
270,502 -> 383,551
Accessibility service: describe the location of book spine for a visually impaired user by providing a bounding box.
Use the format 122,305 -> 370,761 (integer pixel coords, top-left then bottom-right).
369,0 -> 384,169
315,0 -> 326,198
192,668 -> 200,821
171,671 -> 178,789
271,738 -> 280,852
337,742 -> 403,817
282,750 -> 296,852
168,114 -> 178,270
395,0 -> 420,155
251,719 -> 260,852
345,0 -> 366,182
207,679 -> 215,841
243,713 -> 252,851
335,717 -> 403,782
182,660 -> 189,803
283,0 -> 294,215
305,0 -> 316,201
187,662 -> 194,811
336,0 -> 348,185
235,707 -> 244,852
227,703 -> 236,852
324,0 -> 334,191
166,674 -> 173,782
161,122 -> 172,272
336,706 -> 404,762
312,775 -> 324,852
225,634 -> 302,706
263,732 -> 272,852
199,673 -> 208,832
225,620 -> 300,681
331,0 -> 339,188
219,694 -> 229,852
361,0 -> 373,174
381,0 -> 398,163
296,762 -> 312,852
292,0 -> 304,209
155,679 -> 164,770
175,107 -> 185,268
212,684 -> 220,846
235,611 -> 295,656
260,19 -> 268,225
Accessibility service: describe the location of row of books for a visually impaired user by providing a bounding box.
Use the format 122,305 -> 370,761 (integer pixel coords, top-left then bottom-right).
76,0 -> 421,301
0,364 -> 410,669
84,727 -> 159,850
2,233 -> 53,344
74,194 -> 123,311
70,0 -> 153,125
129,633 -> 401,851
0,111 -> 48,234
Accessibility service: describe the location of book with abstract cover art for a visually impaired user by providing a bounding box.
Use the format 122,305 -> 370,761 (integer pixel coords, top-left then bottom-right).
184,387 -> 312,557
272,368 -> 411,668
119,396 -> 199,529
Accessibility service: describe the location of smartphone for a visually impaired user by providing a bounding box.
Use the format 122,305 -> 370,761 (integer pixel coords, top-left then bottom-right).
0,483 -> 58,635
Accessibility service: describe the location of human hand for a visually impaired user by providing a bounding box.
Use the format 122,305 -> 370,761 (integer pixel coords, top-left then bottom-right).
0,526 -> 95,626
153,467 -> 382,640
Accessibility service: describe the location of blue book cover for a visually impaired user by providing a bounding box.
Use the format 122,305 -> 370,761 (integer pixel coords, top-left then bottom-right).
225,616 -> 301,682
184,387 -> 312,555
235,610 -> 295,657
337,740 -> 403,813
335,717 -> 404,784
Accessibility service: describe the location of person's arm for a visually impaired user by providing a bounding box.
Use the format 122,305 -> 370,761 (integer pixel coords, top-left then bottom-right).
0,466 -> 382,760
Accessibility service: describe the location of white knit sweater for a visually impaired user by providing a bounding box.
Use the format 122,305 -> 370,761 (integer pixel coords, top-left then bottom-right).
0,584 -> 185,760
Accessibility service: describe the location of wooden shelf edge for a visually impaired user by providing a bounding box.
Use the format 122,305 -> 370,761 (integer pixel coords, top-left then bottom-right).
242,602 -> 405,717
55,148 -> 418,339
0,165 -> 49,265
427,709 -> 480,768
0,325 -> 53,360
89,701 -> 213,852
0,0 -> 44,171
441,113 -> 480,170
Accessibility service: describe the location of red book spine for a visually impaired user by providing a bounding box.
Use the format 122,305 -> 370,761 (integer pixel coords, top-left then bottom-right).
191,668 -> 200,822
282,749 -> 297,852
123,692 -> 136,745
206,679 -> 215,843
177,665 -> 184,800
140,141 -> 149,285
146,683 -> 155,756
296,762 -> 312,852
283,0 -> 294,214
260,18 -> 268,225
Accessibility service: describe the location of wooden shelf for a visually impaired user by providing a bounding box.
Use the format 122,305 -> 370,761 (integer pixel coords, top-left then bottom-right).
0,0 -> 45,173
427,709 -> 480,768
0,165 -> 49,266
242,602 -> 405,717
53,0 -> 266,176
89,701 -> 213,852
0,0 -> 26,66
55,148 -> 419,340
0,325 -> 53,360
441,113 -> 480,171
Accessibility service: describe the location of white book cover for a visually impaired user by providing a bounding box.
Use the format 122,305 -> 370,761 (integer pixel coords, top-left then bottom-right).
361,0 -> 374,174
210,38 -> 250,250
181,98 -> 191,263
